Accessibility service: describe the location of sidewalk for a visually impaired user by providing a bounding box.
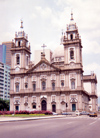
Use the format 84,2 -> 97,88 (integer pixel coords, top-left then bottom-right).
0,115 -> 68,122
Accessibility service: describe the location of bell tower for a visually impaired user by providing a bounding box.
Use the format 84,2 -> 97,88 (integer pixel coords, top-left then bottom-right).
11,20 -> 31,73
62,12 -> 83,70
61,12 -> 83,91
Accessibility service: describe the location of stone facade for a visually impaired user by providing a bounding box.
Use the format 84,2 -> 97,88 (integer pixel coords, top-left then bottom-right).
10,14 -> 98,113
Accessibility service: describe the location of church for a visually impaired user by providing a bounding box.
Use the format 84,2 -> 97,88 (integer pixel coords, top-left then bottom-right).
10,13 -> 98,113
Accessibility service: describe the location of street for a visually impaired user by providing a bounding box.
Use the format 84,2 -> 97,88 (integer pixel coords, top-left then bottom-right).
0,116 -> 100,138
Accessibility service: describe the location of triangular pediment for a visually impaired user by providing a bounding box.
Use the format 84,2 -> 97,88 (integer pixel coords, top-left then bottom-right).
26,58 -> 60,73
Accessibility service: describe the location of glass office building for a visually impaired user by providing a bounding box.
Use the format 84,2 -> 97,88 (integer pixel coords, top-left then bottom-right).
0,62 -> 10,100
0,44 -> 6,64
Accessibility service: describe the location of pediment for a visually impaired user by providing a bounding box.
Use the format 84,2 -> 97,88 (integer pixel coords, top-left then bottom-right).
26,59 -> 60,73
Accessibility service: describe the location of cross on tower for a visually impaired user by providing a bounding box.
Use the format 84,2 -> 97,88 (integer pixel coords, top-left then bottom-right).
41,44 -> 47,53
20,19 -> 23,29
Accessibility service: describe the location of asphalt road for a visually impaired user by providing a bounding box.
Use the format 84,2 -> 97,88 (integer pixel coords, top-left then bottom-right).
0,116 -> 100,138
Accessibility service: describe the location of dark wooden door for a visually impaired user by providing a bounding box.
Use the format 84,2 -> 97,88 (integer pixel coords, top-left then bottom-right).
72,104 -> 76,111
52,104 -> 56,112
41,100 -> 47,111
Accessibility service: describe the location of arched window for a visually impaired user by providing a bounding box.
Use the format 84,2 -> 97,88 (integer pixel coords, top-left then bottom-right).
61,81 -> 64,87
16,54 -> 20,65
25,83 -> 28,89
42,81 -> 46,90
71,80 -> 75,89
70,34 -> 73,40
18,41 -> 20,47
52,82 -> 55,90
70,49 -> 74,59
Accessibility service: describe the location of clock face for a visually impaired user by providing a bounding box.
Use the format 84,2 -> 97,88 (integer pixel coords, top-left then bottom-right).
15,67 -> 20,71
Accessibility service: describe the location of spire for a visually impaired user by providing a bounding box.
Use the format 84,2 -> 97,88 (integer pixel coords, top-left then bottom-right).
20,19 -> 23,29
71,10 -> 73,20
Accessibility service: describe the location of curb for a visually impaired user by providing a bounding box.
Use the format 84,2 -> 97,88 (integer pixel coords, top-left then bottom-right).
0,115 -> 69,122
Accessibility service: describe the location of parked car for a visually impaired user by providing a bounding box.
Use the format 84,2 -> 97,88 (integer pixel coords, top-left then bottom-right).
89,112 -> 97,117
62,112 -> 72,115
52,112 -> 58,115
75,110 -> 80,116
80,111 -> 89,115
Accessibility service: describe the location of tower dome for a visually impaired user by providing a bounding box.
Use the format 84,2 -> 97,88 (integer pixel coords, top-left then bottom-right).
53,45 -> 64,58
51,45 -> 64,64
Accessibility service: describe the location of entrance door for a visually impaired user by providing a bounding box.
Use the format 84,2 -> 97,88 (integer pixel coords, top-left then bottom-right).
72,104 -> 76,111
52,104 -> 56,112
41,100 -> 47,111
15,105 -> 19,111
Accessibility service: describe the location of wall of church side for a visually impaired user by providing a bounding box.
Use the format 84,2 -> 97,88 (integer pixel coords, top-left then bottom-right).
91,82 -> 96,94
92,98 -> 96,111
47,94 -> 51,111
66,73 -> 69,88
77,46 -> 80,63
75,46 -> 78,63
21,52 -> 24,68
83,82 -> 91,94
11,53 -> 14,68
64,47 -> 68,64
10,78 -> 14,93
28,76 -> 32,90
77,73 -> 81,88
36,76 -> 41,90
20,77 -> 23,91
56,74 -> 59,88
66,94 -> 70,111
56,93 -> 61,113
10,97 -> 13,111
21,97 -> 24,110
47,75 -> 50,89
77,94 -> 82,111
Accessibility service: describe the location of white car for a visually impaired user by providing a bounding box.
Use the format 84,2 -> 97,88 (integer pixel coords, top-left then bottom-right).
75,110 -> 80,116
52,112 -> 58,115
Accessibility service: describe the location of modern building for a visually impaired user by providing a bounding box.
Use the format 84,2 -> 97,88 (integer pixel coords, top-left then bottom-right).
0,44 -> 6,64
0,44 -> 11,100
0,62 -> 10,100
10,13 -> 98,113
2,42 -> 14,66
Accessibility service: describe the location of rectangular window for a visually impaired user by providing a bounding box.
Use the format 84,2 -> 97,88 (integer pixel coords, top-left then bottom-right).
33,84 -> 36,91
70,49 -> 74,59
16,84 -> 19,92
71,80 -> 75,89
52,82 -> 55,90
16,54 -> 20,65
42,81 -> 46,90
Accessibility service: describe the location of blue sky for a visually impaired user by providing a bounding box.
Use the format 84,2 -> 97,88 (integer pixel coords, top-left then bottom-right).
0,0 -> 100,103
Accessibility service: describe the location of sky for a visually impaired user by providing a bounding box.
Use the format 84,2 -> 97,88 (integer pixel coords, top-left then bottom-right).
0,0 -> 100,103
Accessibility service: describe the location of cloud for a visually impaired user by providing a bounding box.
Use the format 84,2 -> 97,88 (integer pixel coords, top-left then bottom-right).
84,63 -> 100,71
82,39 -> 100,54
34,6 -> 52,18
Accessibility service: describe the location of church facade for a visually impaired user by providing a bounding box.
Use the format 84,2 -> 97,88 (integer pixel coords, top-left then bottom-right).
10,13 -> 98,113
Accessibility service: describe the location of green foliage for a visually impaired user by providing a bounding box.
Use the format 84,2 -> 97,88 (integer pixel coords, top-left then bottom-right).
0,98 -> 10,111
4,114 -> 45,117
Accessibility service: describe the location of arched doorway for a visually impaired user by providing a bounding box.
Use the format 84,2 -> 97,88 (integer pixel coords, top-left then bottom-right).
41,100 -> 47,111
52,104 -> 56,112
72,104 -> 76,111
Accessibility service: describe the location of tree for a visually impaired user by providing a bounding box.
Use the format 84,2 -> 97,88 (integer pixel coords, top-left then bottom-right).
0,98 -> 10,111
